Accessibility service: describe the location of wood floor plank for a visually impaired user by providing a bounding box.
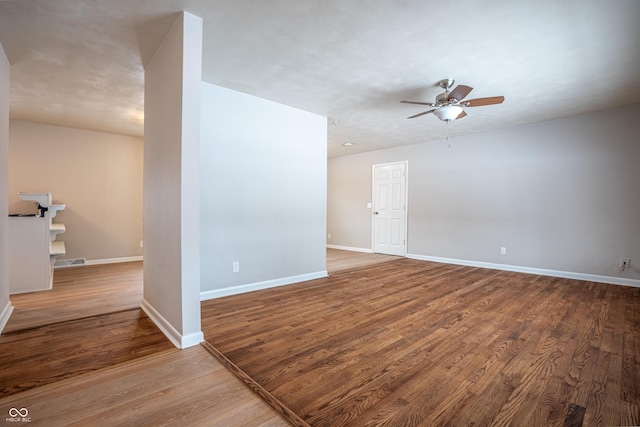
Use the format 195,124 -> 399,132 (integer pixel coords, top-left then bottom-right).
0,309 -> 175,397
0,346 -> 289,427
5,261 -> 143,332
1,259 -> 294,426
449,374 -> 515,426
526,376 -> 572,426
583,362 -> 608,425
326,248 -> 400,274
202,257 -> 640,426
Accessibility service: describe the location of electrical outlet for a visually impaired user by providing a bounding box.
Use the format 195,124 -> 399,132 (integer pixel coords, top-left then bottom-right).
139,240 -> 144,248
232,261 -> 240,273
500,247 -> 507,256
328,233 -> 332,239
620,257 -> 631,271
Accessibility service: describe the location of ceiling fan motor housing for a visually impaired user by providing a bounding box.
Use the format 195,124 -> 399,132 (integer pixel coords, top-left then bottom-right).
436,92 -> 449,104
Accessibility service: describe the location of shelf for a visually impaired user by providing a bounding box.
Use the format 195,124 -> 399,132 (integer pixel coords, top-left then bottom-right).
50,240 -> 66,256
48,204 -> 66,219
50,222 -> 66,241
50,223 -> 65,232
9,192 -> 67,294
18,192 -> 52,207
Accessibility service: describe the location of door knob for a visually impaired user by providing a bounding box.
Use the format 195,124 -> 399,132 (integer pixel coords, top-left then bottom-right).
373,211 -> 379,215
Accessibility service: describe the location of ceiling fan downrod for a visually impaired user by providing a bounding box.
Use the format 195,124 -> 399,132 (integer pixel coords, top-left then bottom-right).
438,79 -> 455,91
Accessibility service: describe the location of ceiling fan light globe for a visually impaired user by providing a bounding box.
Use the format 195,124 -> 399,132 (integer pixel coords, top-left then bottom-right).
434,105 -> 463,121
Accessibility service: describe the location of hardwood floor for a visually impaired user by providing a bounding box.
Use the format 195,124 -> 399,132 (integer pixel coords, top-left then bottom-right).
0,261 -> 288,426
326,248 -> 399,274
202,258 -> 640,426
5,252 -> 394,332
3,252 -> 639,426
5,261 -> 143,332
0,308 -> 175,397
0,346 -> 288,427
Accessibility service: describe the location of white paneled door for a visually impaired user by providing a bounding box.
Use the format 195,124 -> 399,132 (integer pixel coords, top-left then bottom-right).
372,161 -> 407,256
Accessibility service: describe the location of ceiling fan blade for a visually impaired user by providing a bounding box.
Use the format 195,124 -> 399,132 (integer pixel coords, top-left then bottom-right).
456,110 -> 467,120
407,109 -> 435,119
447,85 -> 473,101
401,100 -> 437,107
464,96 -> 505,107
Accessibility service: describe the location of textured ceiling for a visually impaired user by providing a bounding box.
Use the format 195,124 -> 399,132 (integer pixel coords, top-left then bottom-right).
1,0 -> 639,157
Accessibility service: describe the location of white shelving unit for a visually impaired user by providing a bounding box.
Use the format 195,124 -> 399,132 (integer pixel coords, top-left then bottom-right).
8,192 -> 66,294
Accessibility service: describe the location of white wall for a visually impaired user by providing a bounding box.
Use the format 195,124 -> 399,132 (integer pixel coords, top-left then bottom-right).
0,42 -> 12,333
8,120 -> 143,262
200,83 -> 327,298
143,12 -> 203,348
328,105 -> 640,284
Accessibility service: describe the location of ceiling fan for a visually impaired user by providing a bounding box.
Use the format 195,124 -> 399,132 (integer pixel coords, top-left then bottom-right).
401,79 -> 504,121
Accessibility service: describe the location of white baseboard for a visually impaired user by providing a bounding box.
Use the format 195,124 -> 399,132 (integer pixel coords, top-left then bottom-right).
141,298 -> 204,349
406,253 -> 640,288
326,244 -> 373,253
0,300 -> 14,334
85,256 -> 143,266
53,256 -> 143,268
201,270 -> 329,301
181,330 -> 206,348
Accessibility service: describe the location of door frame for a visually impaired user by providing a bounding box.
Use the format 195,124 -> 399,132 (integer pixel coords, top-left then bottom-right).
371,160 -> 409,256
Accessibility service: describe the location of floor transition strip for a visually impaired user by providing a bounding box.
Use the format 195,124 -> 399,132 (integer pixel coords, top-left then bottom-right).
201,340 -> 310,427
